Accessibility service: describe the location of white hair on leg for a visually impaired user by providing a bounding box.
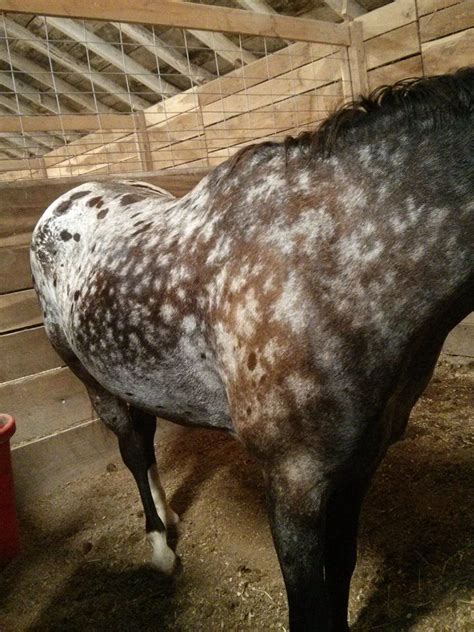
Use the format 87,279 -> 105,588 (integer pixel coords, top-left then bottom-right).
148,463 -> 180,527
147,531 -> 176,575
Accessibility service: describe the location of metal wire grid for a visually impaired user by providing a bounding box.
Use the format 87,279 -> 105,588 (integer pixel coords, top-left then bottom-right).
0,13 -> 352,182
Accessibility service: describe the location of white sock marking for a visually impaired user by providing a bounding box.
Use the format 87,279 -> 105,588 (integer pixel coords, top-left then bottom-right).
148,464 -> 180,527
147,531 -> 176,575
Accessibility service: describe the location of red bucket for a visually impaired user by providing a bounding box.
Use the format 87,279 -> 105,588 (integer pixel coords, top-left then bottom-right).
0,414 -> 20,564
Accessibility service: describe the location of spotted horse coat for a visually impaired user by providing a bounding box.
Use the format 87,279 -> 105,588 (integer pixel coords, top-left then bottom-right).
31,69 -> 473,631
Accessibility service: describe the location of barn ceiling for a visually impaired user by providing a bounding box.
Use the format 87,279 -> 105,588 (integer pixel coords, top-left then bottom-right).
0,0 -> 392,160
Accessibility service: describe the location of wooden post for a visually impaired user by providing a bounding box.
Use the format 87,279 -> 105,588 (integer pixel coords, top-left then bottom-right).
348,21 -> 369,98
133,111 -> 154,172
38,157 -> 48,179
339,46 -> 353,103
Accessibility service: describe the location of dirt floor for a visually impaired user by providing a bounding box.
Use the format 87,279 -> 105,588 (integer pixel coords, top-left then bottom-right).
1,359 -> 473,631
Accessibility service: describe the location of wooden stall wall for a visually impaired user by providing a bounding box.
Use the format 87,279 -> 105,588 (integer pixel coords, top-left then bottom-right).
0,0 -> 472,498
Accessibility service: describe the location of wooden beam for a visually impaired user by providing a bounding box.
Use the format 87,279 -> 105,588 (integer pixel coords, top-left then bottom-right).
0,95 -> 70,147
44,17 -> 180,97
0,138 -> 23,157
0,132 -> 40,155
234,0 -> 278,14
348,21 -> 368,96
0,16 -> 150,111
323,0 -> 366,20
0,112 -> 136,133
181,28 -> 257,68
133,110 -> 154,171
234,0 -> 292,45
112,22 -> 214,86
163,0 -> 256,66
0,67 -> 75,115
0,0 -> 351,46
0,43 -> 117,114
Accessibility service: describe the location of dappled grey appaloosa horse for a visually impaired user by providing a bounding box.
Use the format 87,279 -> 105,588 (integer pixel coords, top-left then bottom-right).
31,68 -> 473,631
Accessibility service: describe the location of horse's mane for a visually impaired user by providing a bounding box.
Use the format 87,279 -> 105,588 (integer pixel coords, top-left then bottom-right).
230,67 -> 474,166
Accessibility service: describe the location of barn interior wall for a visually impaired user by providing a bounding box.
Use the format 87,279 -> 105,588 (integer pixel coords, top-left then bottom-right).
0,0 -> 472,499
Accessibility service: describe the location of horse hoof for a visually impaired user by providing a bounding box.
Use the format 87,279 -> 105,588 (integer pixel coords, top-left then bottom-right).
147,531 -> 177,575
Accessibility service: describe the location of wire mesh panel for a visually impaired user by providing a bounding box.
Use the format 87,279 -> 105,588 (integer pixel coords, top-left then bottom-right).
0,11 -> 354,182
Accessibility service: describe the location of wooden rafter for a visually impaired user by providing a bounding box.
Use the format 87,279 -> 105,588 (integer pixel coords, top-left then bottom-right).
44,17 -> 180,97
180,28 -> 257,68
234,0 -> 277,15
234,0 -> 292,45
322,0 -> 366,20
0,139 -> 24,157
0,131 -> 41,154
0,17 -> 150,111
0,44 -> 117,114
0,67 -> 75,114
111,22 -> 214,86
164,1 -> 257,67
0,0 -> 351,45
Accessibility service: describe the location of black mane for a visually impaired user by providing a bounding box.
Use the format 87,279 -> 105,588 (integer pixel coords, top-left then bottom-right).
232,67 -> 474,166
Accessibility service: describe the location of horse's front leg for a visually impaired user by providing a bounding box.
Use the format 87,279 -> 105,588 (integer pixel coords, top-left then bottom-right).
263,456 -> 331,631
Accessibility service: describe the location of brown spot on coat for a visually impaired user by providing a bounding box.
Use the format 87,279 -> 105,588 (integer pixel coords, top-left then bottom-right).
55,200 -> 71,215
73,233 -> 81,242
97,208 -> 109,220
60,230 -> 72,241
70,190 -> 91,201
74,290 -> 80,301
88,196 -> 103,208
247,352 -> 257,371
121,193 -> 143,206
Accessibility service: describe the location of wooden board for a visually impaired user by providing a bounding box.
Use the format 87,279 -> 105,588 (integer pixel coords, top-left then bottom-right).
364,23 -> 420,71
416,0 -> 462,17
419,0 -> 473,42
0,325 -> 62,382
422,28 -> 474,74
0,0 -> 351,45
368,55 -> 423,90
358,0 -> 417,40
0,245 -> 31,293
11,418 -> 114,506
0,288 -> 41,333
1,366 -> 93,446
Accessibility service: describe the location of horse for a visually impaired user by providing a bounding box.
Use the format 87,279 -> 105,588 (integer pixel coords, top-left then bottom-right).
30,67 -> 473,631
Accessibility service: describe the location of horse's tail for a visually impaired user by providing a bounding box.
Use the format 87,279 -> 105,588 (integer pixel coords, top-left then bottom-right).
119,179 -> 176,199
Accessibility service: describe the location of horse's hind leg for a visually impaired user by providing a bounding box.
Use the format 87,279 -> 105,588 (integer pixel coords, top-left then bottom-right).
86,384 -> 177,574
43,325 -> 176,572
130,406 -> 179,528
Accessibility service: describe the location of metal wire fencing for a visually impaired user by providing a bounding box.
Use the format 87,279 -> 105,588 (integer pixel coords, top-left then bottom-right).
0,11 -> 352,182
